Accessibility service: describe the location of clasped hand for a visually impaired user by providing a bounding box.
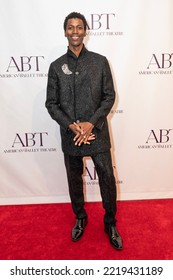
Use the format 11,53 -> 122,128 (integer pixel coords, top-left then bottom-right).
69,122 -> 95,146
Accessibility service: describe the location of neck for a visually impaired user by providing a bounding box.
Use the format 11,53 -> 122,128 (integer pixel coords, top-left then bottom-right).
69,44 -> 84,57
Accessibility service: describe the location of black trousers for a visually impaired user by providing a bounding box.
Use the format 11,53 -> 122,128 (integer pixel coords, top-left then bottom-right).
64,151 -> 117,225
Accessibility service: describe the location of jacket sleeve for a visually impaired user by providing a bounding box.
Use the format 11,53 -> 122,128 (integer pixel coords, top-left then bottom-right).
89,57 -> 116,130
45,63 -> 72,130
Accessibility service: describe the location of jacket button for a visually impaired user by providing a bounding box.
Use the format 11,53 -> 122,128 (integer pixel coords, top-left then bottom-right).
75,71 -> 79,75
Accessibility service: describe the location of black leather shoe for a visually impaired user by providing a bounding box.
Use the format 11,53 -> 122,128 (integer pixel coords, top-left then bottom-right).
105,225 -> 123,250
72,218 -> 88,241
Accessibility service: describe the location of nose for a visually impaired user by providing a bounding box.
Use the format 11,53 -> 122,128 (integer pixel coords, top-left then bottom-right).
72,27 -> 78,34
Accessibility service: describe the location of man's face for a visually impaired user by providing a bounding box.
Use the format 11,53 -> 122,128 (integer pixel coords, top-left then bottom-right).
65,18 -> 86,48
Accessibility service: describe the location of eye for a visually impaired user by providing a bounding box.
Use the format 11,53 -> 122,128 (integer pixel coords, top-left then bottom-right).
67,26 -> 73,30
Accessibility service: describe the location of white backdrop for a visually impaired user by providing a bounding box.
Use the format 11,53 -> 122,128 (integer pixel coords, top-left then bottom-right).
1,0 -> 173,205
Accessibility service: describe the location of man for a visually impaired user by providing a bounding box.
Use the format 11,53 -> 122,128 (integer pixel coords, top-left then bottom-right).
45,12 -> 122,250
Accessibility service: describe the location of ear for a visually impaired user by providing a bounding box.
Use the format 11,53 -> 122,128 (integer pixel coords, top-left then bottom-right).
64,31 -> 67,37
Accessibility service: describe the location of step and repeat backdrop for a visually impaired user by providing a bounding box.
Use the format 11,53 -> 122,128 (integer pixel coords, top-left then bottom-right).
1,0 -> 173,205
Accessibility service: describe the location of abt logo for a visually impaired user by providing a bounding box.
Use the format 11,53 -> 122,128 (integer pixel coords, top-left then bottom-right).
6,56 -> 44,72
89,13 -> 115,30
147,53 -> 173,69
12,132 -> 48,147
146,129 -> 173,144
85,166 -> 98,181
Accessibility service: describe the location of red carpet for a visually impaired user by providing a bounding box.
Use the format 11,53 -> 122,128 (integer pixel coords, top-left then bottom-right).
0,199 -> 172,260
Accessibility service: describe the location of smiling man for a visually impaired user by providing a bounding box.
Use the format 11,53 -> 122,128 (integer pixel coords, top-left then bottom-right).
45,12 -> 123,250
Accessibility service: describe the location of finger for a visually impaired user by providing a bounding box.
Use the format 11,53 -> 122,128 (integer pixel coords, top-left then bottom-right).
73,132 -> 80,141
74,135 -> 84,146
84,141 -> 91,145
75,134 -> 95,146
78,134 -> 88,146
87,135 -> 95,141
73,122 -> 83,133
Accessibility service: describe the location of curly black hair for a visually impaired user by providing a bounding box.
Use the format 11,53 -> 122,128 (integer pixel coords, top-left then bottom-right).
63,12 -> 89,31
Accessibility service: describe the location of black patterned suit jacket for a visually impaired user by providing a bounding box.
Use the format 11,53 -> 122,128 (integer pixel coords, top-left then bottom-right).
45,46 -> 115,156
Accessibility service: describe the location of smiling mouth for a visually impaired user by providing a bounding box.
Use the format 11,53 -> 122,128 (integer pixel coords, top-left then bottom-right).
71,36 -> 80,40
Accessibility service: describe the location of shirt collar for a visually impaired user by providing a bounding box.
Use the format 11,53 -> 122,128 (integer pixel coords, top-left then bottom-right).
67,44 -> 87,59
